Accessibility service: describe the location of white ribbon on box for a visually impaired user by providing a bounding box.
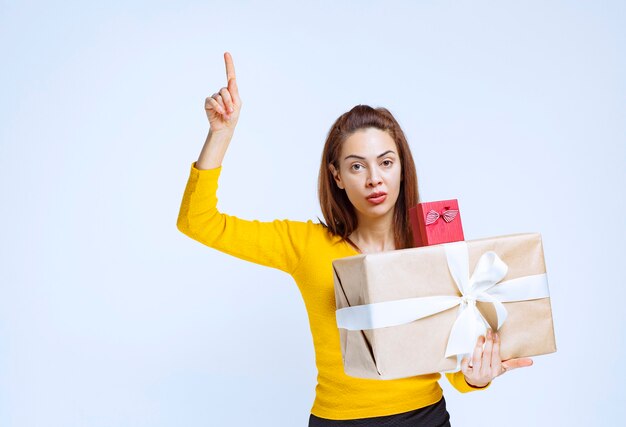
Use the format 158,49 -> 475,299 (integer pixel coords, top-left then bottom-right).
335,241 -> 550,369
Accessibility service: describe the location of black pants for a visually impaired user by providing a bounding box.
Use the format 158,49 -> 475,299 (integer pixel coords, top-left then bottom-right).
308,396 -> 451,427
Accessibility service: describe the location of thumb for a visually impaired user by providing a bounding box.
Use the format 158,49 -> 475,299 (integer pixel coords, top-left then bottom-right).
502,358 -> 534,372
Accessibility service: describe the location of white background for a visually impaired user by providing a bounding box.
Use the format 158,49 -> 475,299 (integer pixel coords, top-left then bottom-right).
1,1 -> 624,426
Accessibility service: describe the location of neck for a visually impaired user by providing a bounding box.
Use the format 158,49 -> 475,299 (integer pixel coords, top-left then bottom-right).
349,210 -> 396,253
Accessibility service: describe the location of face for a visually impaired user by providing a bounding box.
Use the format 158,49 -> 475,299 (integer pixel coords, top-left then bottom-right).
329,127 -> 402,223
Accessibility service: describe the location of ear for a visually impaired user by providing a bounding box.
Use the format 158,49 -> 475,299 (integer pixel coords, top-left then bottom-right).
328,163 -> 344,190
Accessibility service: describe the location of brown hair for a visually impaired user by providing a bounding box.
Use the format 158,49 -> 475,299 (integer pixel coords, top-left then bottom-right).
317,105 -> 420,250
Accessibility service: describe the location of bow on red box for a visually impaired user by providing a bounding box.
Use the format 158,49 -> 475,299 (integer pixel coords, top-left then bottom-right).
425,208 -> 459,225
409,199 -> 465,247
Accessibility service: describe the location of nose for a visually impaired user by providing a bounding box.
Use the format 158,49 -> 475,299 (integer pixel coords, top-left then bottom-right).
366,168 -> 383,187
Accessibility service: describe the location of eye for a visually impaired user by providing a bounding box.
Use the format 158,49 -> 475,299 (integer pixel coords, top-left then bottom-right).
351,163 -> 364,171
382,159 -> 393,167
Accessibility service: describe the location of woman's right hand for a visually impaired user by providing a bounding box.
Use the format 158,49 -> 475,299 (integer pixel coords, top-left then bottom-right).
205,51 -> 242,134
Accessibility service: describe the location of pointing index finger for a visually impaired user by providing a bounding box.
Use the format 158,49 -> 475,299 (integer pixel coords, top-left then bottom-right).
224,51 -> 236,83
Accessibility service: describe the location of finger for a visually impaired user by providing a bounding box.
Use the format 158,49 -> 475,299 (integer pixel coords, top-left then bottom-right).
460,356 -> 471,375
481,329 -> 494,376
472,334 -> 485,372
502,357 -> 534,372
211,92 -> 227,113
228,77 -> 240,103
205,96 -> 225,115
224,51 -> 236,81
224,52 -> 239,99
492,331 -> 503,377
219,87 -> 234,113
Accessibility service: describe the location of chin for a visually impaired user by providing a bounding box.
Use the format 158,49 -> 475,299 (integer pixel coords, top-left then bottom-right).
360,206 -> 394,218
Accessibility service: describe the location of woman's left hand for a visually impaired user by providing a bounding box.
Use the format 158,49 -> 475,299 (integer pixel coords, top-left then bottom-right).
461,328 -> 534,388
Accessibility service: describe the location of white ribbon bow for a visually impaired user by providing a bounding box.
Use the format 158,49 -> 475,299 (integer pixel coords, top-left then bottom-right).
335,241 -> 550,365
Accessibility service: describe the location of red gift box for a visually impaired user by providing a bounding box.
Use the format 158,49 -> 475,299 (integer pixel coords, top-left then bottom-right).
409,199 -> 465,247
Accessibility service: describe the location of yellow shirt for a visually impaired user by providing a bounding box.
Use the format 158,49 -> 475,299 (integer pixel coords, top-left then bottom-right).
176,162 -> 490,420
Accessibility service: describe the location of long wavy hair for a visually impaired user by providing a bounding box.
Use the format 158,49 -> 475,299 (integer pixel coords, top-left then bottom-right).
317,105 -> 420,250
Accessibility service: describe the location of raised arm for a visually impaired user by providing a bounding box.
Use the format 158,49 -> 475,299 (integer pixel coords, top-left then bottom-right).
197,51 -> 241,170
177,52 -> 311,275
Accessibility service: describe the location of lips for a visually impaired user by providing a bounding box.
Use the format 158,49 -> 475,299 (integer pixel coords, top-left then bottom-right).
367,192 -> 387,205
367,191 -> 387,199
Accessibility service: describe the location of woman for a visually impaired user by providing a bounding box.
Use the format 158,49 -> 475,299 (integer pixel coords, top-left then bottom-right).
177,52 -> 533,426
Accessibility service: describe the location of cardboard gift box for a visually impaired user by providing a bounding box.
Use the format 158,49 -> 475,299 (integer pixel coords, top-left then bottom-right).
409,199 -> 464,247
333,232 -> 557,380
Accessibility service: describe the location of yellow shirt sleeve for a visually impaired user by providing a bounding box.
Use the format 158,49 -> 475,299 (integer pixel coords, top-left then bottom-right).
176,162 -> 311,274
445,370 -> 491,393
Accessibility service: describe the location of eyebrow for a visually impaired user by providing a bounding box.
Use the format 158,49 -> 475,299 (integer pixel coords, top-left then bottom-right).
344,150 -> 396,161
